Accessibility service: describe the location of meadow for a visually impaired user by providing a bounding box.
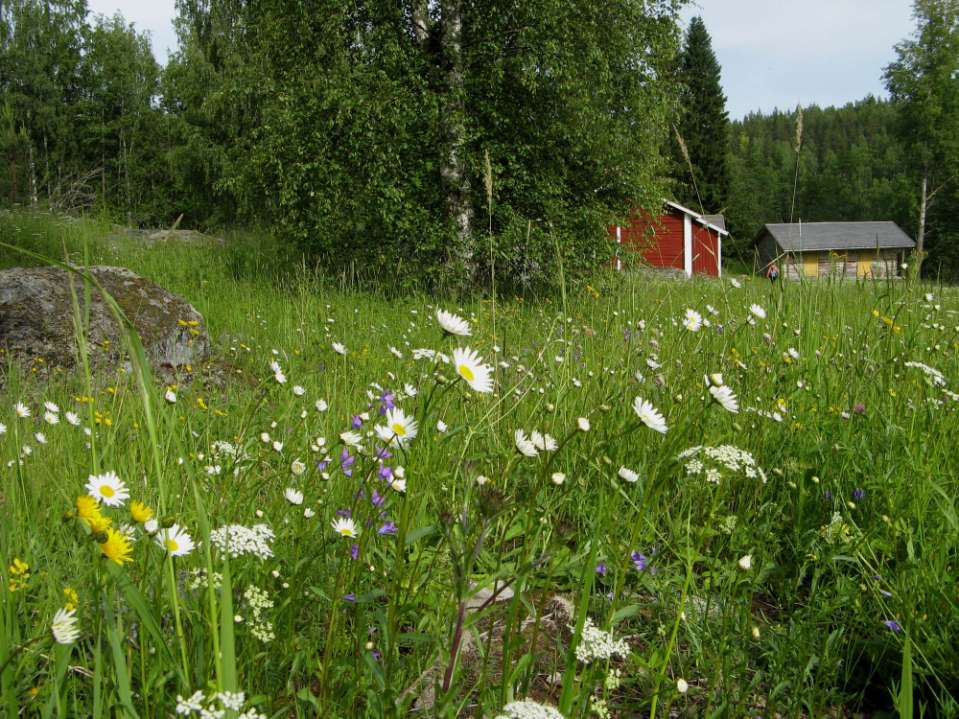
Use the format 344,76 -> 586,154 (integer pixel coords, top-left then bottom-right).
1,211 -> 957,718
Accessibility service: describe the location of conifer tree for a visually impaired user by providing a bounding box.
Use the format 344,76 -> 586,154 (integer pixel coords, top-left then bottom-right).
675,16 -> 729,214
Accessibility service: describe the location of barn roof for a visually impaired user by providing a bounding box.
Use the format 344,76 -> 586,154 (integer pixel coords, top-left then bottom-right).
663,200 -> 729,236
763,221 -> 915,252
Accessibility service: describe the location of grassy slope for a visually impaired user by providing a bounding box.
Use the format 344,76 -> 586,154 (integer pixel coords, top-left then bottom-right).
1,211 -> 957,717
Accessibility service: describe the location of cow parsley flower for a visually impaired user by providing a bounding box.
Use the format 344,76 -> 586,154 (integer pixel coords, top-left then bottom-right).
210,524 -> 274,560
574,617 -> 630,664
494,699 -> 565,719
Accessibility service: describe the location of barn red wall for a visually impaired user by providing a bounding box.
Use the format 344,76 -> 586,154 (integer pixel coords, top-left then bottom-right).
692,224 -> 719,277
614,209 -> 685,271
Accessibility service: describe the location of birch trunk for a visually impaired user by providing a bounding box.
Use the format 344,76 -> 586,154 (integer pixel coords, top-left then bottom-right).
439,0 -> 473,283
916,171 -> 927,275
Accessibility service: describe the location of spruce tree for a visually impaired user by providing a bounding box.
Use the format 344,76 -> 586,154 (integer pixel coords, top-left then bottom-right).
675,16 -> 730,214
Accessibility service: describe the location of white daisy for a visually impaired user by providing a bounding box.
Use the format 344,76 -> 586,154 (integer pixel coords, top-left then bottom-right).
340,431 -> 363,447
514,430 -> 539,457
65,411 -> 81,426
390,478 -> 407,493
749,304 -> 766,320
51,607 -> 80,645
682,309 -> 703,332
332,342 -> 347,355
34,432 -> 46,445
292,385 -> 306,396
376,407 -> 418,446
436,420 -> 448,433
291,459 -> 306,476
551,472 -> 566,485
729,277 -> 742,288
44,401 -> 60,414
44,411 -> 59,425
85,471 -> 129,507
633,397 -> 668,434
164,389 -> 177,404
155,525 -> 195,557
617,466 -> 639,483
709,385 -> 739,413
331,516 -> 359,539
14,402 -> 29,418
577,417 -> 590,432
452,347 -> 494,393
436,308 -> 471,336
315,399 -> 329,412
284,488 -> 304,505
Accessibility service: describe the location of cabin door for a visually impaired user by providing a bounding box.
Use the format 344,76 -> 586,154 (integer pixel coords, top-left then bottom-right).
802,254 -> 818,278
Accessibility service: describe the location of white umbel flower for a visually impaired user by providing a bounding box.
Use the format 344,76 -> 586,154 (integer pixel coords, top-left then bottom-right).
575,617 -> 630,664
452,347 -> 494,393
436,308 -> 471,336
51,607 -> 80,645
86,471 -> 129,508
709,384 -> 739,413
331,516 -> 359,539
375,407 -> 418,446
155,524 -> 195,557
494,699 -> 565,719
633,397 -> 668,434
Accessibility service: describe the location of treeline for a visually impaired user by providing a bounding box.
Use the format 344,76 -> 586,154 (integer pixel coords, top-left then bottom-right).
724,99 -> 915,265
1,0 -> 685,291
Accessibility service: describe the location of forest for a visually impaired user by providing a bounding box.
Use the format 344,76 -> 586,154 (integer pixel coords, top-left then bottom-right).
2,0 -> 959,283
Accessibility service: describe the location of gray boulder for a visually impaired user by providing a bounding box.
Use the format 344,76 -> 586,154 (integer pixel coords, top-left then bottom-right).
0,265 -> 209,374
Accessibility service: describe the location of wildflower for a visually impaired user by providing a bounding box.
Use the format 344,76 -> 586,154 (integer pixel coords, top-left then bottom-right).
494,699 -> 565,719
284,488 -> 304,505
676,678 -> 689,694
315,399 -> 329,412
378,521 -> 398,535
34,432 -> 46,444
749,304 -> 766,320
100,529 -> 134,565
155,525 -> 195,557
164,389 -> 177,404
633,397 -> 667,434
708,384 -> 739,413
76,495 -> 109,532
44,401 -> 59,413
436,308 -> 471,336
574,617 -> 629,663
7,558 -> 29,591
682,308 -> 703,332
332,341 -> 347,355
738,554 -> 752,570
883,619 -> 903,633
63,586 -> 79,611
130,501 -> 153,524
65,411 -> 80,426
577,417 -> 590,432
332,517 -> 359,539
436,419 -> 448,433
729,277 -> 742,288
51,608 -> 80,645
551,472 -> 566,485
390,477 -> 407,493
375,407 -> 418,446
0,423 -> 5,435
209,524 -> 274,560
176,691 -> 206,714
44,411 -> 58,425
514,430 -> 539,457
630,551 -> 647,572
15,402 -> 30,418
292,385 -> 305,396
85,471 -> 129,508
530,431 -> 557,452
452,347 -> 494,393
618,466 -> 639,483
291,459 -> 306,475
340,431 -> 362,448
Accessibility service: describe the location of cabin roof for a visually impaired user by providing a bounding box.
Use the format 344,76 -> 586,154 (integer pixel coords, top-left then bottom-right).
762,221 -> 915,252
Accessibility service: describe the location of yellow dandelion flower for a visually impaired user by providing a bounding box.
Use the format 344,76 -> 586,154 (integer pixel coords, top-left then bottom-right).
99,529 -> 133,565
88,514 -> 112,534
130,501 -> 153,524
76,495 -> 102,526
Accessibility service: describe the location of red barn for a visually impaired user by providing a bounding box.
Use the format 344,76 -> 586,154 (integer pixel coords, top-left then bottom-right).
609,200 -> 727,277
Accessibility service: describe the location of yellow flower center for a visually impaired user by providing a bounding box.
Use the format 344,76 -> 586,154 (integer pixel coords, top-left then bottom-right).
338,528 -> 352,536
458,364 -> 475,382
100,485 -> 115,498
391,423 -> 407,436
165,538 -> 179,553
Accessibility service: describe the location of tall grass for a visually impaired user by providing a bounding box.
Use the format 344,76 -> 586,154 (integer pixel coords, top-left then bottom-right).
0,211 -> 957,717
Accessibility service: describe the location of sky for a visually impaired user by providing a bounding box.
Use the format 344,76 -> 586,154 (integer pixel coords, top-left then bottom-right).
86,0 -> 916,119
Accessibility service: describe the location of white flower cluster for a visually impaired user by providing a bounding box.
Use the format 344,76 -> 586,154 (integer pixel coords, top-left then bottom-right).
243,585 -> 275,643
187,568 -> 223,591
904,361 -> 947,387
514,429 -> 558,457
210,524 -> 275,560
574,617 -> 630,664
678,445 -> 767,485
494,699 -> 566,719
175,689 -> 266,719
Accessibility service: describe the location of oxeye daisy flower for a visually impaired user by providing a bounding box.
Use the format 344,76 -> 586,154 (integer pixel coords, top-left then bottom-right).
14,402 -> 30,418
332,341 -> 347,355
155,525 -> 195,557
85,472 -> 129,508
51,607 -> 80,645
682,309 -> 703,332
618,466 -> 639,483
284,488 -> 304,505
340,431 -> 362,448
44,411 -> 59,425
633,397 -> 668,434
65,411 -> 80,426
452,348 -> 494,393
99,528 -> 133,565
709,384 -> 739,413
749,304 -> 766,320
375,407 -> 418,446
436,308 -> 471,336
291,459 -> 306,475
130,501 -> 153,524
44,401 -> 60,414
0,423 -> 5,435
331,517 -> 359,539
514,429 -> 539,457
